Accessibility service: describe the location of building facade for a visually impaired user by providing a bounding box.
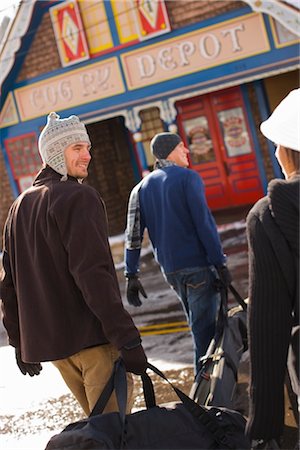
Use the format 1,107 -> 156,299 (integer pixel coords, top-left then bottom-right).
0,0 -> 299,238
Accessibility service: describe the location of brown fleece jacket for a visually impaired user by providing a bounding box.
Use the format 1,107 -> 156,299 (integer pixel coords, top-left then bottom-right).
1,166 -> 140,362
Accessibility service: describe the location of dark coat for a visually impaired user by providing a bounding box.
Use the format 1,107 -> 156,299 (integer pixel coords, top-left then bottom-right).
0,167 -> 140,362
246,175 -> 299,440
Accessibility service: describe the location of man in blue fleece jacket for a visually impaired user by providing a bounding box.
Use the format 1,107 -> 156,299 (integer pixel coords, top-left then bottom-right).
124,132 -> 231,372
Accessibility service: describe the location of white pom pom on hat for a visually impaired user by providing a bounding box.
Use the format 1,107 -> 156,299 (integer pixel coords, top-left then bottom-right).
260,88 -> 300,152
38,111 -> 91,176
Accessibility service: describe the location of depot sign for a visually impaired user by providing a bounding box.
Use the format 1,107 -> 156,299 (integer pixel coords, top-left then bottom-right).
13,13 -> 270,121
121,13 -> 270,90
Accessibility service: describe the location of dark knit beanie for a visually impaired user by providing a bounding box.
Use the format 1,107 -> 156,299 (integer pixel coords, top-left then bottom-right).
150,132 -> 182,159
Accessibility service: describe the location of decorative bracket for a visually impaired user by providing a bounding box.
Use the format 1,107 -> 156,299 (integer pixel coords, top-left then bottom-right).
0,0 -> 36,90
242,0 -> 300,36
124,109 -> 141,132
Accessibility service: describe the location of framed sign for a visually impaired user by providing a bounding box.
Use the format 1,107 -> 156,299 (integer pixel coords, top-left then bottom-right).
217,107 -> 252,157
50,0 -> 90,67
135,0 -> 171,40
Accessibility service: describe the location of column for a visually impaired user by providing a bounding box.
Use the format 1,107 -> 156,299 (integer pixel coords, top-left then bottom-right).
124,109 -> 149,177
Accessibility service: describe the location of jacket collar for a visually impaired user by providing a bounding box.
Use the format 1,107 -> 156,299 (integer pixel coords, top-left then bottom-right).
33,165 -> 79,186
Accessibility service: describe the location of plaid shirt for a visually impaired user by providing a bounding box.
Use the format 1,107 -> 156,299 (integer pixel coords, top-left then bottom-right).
125,159 -> 176,250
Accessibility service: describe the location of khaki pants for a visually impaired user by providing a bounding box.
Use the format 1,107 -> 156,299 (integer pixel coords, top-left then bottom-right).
53,344 -> 133,416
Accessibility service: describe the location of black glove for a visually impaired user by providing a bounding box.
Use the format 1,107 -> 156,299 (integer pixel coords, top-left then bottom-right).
15,348 -> 42,377
120,341 -> 148,375
126,275 -> 147,307
216,264 -> 232,288
250,438 -> 280,450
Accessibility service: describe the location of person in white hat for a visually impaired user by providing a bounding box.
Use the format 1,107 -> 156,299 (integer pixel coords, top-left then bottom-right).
246,89 -> 300,449
1,112 -> 147,417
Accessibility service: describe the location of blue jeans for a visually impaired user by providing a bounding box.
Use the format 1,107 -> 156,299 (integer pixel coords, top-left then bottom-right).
165,266 -> 220,374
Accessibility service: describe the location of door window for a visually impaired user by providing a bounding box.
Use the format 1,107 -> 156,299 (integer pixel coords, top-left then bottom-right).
217,107 -> 252,157
182,116 -> 216,164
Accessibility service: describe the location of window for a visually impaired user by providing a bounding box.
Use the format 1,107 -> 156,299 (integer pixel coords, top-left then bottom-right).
140,107 -> 164,168
111,0 -> 139,44
78,0 -> 113,53
5,133 -> 42,192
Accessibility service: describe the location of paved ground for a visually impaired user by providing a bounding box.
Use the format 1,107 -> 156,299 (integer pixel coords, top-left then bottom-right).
0,206 -> 298,449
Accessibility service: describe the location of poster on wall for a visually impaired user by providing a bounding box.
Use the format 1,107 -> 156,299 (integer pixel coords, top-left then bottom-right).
217,108 -> 252,157
182,116 -> 216,165
50,0 -> 90,67
135,0 -> 171,40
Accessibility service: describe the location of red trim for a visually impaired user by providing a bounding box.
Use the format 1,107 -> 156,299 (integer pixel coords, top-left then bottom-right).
90,39 -> 140,59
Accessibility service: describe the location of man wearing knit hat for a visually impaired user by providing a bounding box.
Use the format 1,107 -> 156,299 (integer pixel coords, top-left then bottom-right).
124,131 -> 231,373
1,111 -> 147,416
246,88 -> 299,449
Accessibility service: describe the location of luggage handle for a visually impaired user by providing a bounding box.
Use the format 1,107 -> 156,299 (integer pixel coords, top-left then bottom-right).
91,358 -> 235,449
89,358 -> 127,422
144,362 -> 233,448
216,283 -> 247,332
229,284 -> 247,311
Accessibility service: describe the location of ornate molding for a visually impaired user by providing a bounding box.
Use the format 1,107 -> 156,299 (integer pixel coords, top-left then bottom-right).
0,0 -> 37,91
132,99 -> 178,126
242,0 -> 300,36
124,109 -> 141,132
161,99 -> 177,124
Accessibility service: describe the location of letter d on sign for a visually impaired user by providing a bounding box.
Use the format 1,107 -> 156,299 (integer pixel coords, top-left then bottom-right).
137,55 -> 156,78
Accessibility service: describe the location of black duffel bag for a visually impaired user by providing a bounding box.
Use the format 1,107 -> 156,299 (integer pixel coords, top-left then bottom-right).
190,284 -> 248,409
46,358 -> 250,450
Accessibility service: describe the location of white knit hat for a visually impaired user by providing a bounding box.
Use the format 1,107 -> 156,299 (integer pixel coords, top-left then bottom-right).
38,112 -> 91,176
260,88 -> 300,152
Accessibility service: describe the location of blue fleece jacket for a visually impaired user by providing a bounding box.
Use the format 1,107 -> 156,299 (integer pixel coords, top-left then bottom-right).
125,166 -> 226,275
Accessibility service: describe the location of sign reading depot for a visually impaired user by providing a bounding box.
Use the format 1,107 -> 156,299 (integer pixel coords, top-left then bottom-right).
14,13 -> 270,121
121,13 -> 270,90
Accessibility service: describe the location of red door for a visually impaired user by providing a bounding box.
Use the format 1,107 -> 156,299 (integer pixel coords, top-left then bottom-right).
176,87 -> 263,210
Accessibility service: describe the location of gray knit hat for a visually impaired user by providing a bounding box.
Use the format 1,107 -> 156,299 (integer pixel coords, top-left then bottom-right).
38,112 -> 91,176
150,132 -> 182,159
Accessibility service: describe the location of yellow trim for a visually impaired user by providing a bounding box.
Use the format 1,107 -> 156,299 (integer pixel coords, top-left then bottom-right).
78,0 -> 113,54
139,321 -> 188,330
268,16 -> 300,49
140,328 -> 190,336
111,0 -> 139,44
138,320 -> 190,336
121,12 -> 271,91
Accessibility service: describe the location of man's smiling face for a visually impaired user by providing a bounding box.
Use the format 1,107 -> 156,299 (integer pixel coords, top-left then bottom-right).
64,142 -> 91,179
